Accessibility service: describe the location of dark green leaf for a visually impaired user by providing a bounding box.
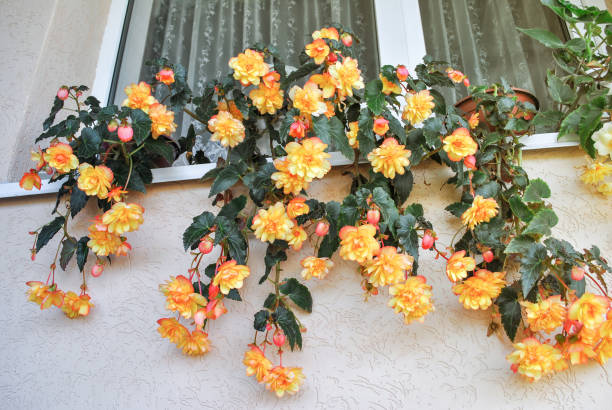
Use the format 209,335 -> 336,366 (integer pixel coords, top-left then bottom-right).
78,128 -> 102,158
497,287 -> 522,341
520,243 -> 548,296
394,171 -> 413,205
145,138 -> 175,163
59,237 -> 77,270
523,178 -> 551,202
275,306 -> 302,350
226,288 -> 242,301
253,309 -> 270,332
547,72 -> 576,104
261,242 -> 289,284
475,181 -> 500,198
218,195 -> 247,219
365,79 -> 385,115
357,109 -> 375,154
508,195 -> 533,222
523,209 -> 558,236
329,116 -> 354,160
129,109 -> 152,145
76,236 -> 89,272
445,202 -> 470,218
36,216 -> 65,252
517,27 -> 565,48
505,235 -> 536,254
280,278 -> 313,312
70,185 -> 89,218
209,164 -> 242,197
183,211 -> 215,250
372,187 -> 399,236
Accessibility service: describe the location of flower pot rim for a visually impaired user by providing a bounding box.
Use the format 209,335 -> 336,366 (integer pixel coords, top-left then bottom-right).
454,87 -> 539,111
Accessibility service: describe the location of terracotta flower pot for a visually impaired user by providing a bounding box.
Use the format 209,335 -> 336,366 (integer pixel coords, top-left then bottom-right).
454,87 -> 539,133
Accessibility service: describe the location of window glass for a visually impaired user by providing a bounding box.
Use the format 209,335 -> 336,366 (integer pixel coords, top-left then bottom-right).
419,0 -> 568,110
112,0 -> 380,163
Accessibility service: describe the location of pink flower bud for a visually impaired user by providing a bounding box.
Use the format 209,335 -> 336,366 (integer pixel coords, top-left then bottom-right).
194,309 -> 206,327
91,264 -> 104,277
483,250 -> 494,263
57,87 -> 69,101
327,53 -> 338,64
76,91 -> 83,98
396,65 -> 409,81
341,33 -> 353,47
315,221 -> 329,237
266,323 -> 272,331
117,125 -> 133,142
208,283 -> 219,299
463,78 -> 470,87
571,266 -> 585,281
273,330 -> 286,347
366,209 -> 380,225
198,237 -> 214,254
463,155 -> 477,170
421,232 -> 434,250
107,120 -> 118,133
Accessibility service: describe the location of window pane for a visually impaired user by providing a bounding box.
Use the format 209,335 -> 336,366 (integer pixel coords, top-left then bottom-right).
112,0 -> 379,162
418,0 -> 568,110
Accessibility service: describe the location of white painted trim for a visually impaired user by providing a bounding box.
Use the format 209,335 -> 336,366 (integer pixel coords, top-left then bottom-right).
91,0 -> 130,106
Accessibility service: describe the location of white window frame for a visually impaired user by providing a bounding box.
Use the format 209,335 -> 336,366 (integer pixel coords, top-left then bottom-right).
2,0 -> 603,198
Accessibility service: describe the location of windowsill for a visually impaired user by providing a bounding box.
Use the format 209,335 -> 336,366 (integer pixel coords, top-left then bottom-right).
0,133 -> 578,199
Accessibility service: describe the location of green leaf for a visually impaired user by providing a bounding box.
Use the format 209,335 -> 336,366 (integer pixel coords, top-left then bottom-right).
209,164 -> 242,197
396,213 -> 420,271
226,228 -> 248,265
508,195 -> 533,222
474,216 -> 505,248
523,178 -> 551,202
36,216 -> 65,252
365,79 -> 385,115
504,118 -> 529,132
43,97 -> 65,131
505,235 -> 536,254
318,201 -> 341,258
218,195 -> 247,219
280,278 -> 313,312
76,236 -> 89,272
69,184 -> 89,218
394,171 -> 413,205
565,37 -> 586,54
382,111 -> 406,142
145,138 -> 175,163
261,242 -> 289,284
445,202 -> 470,218
312,115 -> 331,146
275,306 -> 302,350
558,108 -> 581,138
547,72 -> 576,105
422,116 -> 445,148
78,128 -> 102,158
517,27 -> 565,48
475,181 -> 500,198
204,263 -> 216,279
329,116 -> 354,160
281,62 -> 319,88
263,293 -> 277,309
253,310 -> 270,332
520,244 -> 548,296
372,187 -> 399,236
183,211 -> 215,250
523,209 -> 558,236
357,109 -> 375,154
497,287 -> 522,341
226,288 -> 242,301
532,110 -> 564,133
130,109 -> 152,145
59,237 -> 77,271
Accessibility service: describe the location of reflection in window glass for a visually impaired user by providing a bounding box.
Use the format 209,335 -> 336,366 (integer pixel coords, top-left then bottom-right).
419,0 -> 568,109
113,0 -> 379,163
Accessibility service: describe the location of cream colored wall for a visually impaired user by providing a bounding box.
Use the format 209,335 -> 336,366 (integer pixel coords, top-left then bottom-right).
1,148 -> 611,409
1,1 -> 612,409
1,0 -> 112,183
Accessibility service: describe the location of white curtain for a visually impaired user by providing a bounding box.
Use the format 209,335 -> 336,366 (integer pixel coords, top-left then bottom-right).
130,0 -> 379,162
419,0 -> 567,109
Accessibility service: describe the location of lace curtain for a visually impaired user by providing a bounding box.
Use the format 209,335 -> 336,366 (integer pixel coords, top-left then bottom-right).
119,0 -> 379,163
419,0 -> 567,109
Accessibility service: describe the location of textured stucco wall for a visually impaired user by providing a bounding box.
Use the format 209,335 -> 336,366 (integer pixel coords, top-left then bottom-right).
1,0 -> 111,183
1,148 -> 611,409
1,1 -> 612,409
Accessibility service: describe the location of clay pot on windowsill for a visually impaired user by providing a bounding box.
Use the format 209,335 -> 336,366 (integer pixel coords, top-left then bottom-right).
454,87 -> 539,133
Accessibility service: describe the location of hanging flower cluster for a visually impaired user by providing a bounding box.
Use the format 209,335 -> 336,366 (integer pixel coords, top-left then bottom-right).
22,66 -> 180,317
23,13 -> 612,397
